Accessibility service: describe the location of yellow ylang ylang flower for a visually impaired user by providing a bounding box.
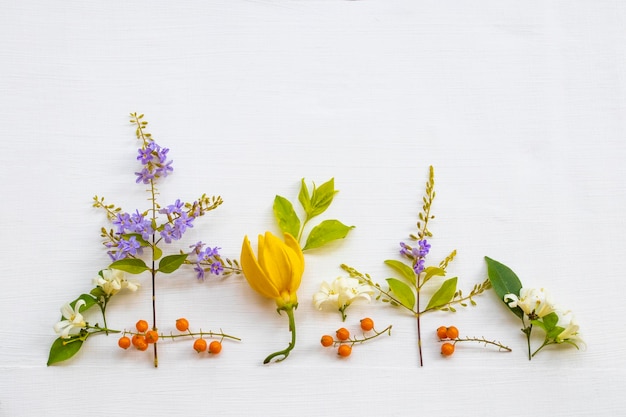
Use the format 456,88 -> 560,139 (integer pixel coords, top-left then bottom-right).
241,231 -> 304,363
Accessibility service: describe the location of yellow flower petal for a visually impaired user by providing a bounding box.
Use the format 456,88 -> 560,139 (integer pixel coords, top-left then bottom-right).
283,233 -> 304,293
240,235 -> 280,299
258,232 -> 295,295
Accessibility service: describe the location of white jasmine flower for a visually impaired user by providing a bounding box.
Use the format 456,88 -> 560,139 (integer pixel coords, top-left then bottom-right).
313,277 -> 374,311
93,268 -> 140,296
555,310 -> 582,344
504,287 -> 556,319
53,300 -> 87,339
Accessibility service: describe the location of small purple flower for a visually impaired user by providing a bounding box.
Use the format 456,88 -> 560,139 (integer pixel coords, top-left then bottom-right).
417,239 -> 431,257
210,261 -> 224,275
202,246 -> 221,260
155,159 -> 173,178
399,242 -> 411,257
189,241 -> 205,255
413,258 -> 426,275
135,167 -> 155,184
137,147 -> 153,165
118,235 -> 141,256
160,199 -> 184,215
194,264 -> 206,280
154,145 -> 170,163
174,212 -> 194,235
113,212 -> 132,234
160,224 -> 181,243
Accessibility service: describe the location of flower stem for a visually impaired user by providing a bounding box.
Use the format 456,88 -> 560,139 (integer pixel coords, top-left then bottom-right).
334,325 -> 393,345
263,305 -> 297,364
450,336 -> 512,351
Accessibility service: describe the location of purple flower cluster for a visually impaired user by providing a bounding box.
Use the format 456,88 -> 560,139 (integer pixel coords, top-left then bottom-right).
189,242 -> 224,280
107,210 -> 153,260
135,141 -> 173,184
158,199 -> 197,244
399,240 -> 431,275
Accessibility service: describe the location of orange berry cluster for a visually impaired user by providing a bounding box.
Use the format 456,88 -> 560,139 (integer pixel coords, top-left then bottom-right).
117,317 -> 224,356
320,317 -> 384,358
118,319 -> 159,352
436,325 -> 459,356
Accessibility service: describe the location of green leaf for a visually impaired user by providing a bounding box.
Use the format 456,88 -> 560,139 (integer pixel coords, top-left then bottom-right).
109,258 -> 149,274
273,195 -> 301,238
158,254 -> 188,274
47,337 -> 84,366
386,278 -> 416,310
302,219 -> 355,250
73,294 -> 97,312
484,257 -> 524,319
425,277 -> 458,311
121,233 -> 150,247
384,259 -> 416,286
90,286 -> 106,299
153,245 -> 163,261
298,178 -> 312,215
309,178 -> 338,219
423,266 -> 446,285
60,294 -> 97,321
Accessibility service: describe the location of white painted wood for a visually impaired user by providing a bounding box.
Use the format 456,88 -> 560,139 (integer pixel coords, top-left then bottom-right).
1,1 -> 624,415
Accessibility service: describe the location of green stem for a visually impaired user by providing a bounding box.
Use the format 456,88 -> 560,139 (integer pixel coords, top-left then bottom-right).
531,339 -> 552,357
263,305 -> 297,364
525,323 -> 533,361
334,325 -> 393,345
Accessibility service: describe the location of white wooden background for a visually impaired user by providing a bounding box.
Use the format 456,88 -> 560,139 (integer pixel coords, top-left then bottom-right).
1,1 -> 624,416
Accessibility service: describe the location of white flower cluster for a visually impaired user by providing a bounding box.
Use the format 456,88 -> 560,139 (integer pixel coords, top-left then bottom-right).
93,268 -> 140,296
505,287 -> 581,344
313,277 -> 375,315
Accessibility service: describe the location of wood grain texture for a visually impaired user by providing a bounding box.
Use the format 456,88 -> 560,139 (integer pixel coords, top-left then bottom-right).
1,1 -> 625,415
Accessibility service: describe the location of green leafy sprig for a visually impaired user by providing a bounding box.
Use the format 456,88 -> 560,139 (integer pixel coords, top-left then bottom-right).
341,166 -> 491,366
48,114 -> 235,366
485,257 -> 583,360
273,178 -> 354,250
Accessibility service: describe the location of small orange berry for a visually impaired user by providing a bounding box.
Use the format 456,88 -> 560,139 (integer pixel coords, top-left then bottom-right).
175,318 -> 189,332
446,326 -> 459,339
134,337 -> 148,351
360,318 -> 374,332
145,330 -> 159,344
436,326 -> 448,339
131,334 -> 145,348
135,319 -> 149,333
320,335 -> 334,347
208,340 -> 222,354
193,338 -> 207,353
118,336 -> 131,349
441,342 -> 455,356
337,344 -> 352,357
336,327 -> 350,341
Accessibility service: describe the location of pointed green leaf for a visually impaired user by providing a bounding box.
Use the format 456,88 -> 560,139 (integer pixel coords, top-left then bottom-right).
309,178 -> 338,218
153,245 -> 163,261
386,278 -> 416,310
484,257 -> 524,319
72,294 -> 97,312
422,266 -> 446,285
47,337 -> 84,366
60,294 -> 97,321
425,277 -> 458,311
384,259 -> 416,286
158,254 -> 188,274
303,219 -> 355,250
109,259 -> 149,274
121,233 -> 150,247
298,178 -> 312,215
273,195 -> 301,238
90,286 -> 106,299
